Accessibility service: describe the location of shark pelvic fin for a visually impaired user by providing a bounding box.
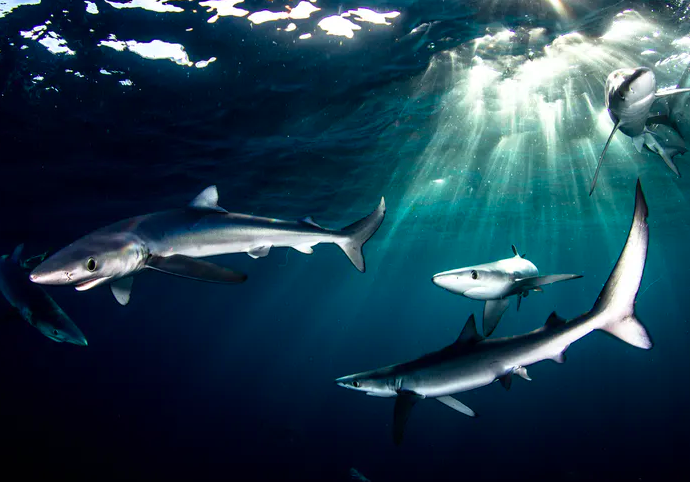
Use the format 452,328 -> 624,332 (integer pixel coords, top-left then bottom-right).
633,135 -> 645,153
482,299 -> 509,337
498,373 -> 512,390
188,186 -> 229,213
454,314 -> 482,346
436,396 -> 476,417
515,366 -> 532,381
110,277 -> 134,306
147,255 -> 247,284
247,246 -> 271,259
393,390 -> 422,446
591,119 -> 620,196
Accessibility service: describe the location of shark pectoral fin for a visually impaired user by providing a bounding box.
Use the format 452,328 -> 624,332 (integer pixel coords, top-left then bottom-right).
293,244 -> 314,254
656,145 -> 682,177
516,274 -> 583,291
188,186 -> 229,213
482,299 -> 509,337
147,255 -> 247,284
515,367 -> 532,381
591,120 -> 620,196
655,87 -> 690,98
393,390 -> 422,446
633,135 -> 645,153
10,244 -> 24,263
498,372 -> 512,390
247,246 -> 271,259
436,396 -> 476,417
110,277 -> 134,306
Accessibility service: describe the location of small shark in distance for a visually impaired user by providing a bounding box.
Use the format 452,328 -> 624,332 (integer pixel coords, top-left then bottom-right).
432,246 -> 582,336
0,244 -> 87,345
336,180 -> 652,445
30,186 -> 386,305
590,66 -> 690,195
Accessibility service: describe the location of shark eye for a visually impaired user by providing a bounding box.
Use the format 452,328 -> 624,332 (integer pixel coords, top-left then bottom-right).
352,381 -> 361,388
471,270 -> 478,280
86,258 -> 97,272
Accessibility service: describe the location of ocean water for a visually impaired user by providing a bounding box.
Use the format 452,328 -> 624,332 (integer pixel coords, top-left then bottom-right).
1,0 -> 690,480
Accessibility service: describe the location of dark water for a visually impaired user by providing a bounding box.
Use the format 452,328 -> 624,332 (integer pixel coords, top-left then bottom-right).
1,0 -> 690,480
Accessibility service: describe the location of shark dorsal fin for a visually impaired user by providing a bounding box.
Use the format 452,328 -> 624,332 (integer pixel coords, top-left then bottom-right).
11,244 -> 24,263
189,186 -> 228,213
511,244 -> 519,256
544,311 -> 567,329
300,216 -> 322,228
454,314 -> 482,346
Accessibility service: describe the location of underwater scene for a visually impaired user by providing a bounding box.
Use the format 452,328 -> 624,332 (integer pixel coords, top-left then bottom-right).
2,0 -> 690,480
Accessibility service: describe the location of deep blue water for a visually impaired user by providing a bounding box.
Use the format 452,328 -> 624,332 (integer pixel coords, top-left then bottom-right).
2,0 -> 690,480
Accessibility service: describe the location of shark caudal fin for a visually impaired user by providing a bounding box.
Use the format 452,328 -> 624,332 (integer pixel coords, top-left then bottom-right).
589,179 -> 653,349
336,198 -> 386,273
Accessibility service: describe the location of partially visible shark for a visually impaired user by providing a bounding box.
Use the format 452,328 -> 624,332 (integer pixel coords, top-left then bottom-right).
642,121 -> 687,177
590,66 -> 690,195
337,180 -> 652,445
30,186 -> 386,305
432,246 -> 582,336
0,244 -> 87,345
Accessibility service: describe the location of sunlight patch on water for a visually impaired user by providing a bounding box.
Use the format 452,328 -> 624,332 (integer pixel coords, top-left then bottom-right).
99,35 -> 202,67
20,23 -> 76,55
199,0 -> 249,22
85,1 -> 98,14
104,0 -> 182,13
0,0 -> 40,18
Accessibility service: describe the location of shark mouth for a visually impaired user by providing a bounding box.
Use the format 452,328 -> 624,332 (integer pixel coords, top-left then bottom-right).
75,277 -> 112,291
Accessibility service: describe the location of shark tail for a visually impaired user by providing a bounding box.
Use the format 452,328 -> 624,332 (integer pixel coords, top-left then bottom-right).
589,179 -> 653,349
336,197 -> 386,273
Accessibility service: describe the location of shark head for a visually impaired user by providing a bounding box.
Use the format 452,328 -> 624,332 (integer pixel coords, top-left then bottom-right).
432,267 -> 511,300
605,67 -> 656,130
334,372 -> 396,398
29,232 -> 147,291
20,306 -> 88,346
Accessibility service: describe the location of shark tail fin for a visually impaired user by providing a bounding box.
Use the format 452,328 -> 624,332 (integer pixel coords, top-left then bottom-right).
590,179 -> 653,349
336,198 -> 386,273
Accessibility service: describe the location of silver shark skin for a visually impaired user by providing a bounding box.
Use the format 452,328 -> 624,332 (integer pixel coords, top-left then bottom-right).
591,67 -> 690,195
0,245 -> 87,345
29,186 -> 386,305
337,180 -> 652,445
432,246 -> 582,337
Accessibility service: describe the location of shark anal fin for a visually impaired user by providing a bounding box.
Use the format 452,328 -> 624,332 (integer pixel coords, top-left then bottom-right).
247,246 -> 271,259
498,372 -> 512,390
147,255 -> 247,284
393,390 -> 422,446
436,395 -> 476,417
483,299 -> 510,337
591,120 -> 620,196
110,277 -> 134,306
552,352 -> 567,364
293,244 -> 314,254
